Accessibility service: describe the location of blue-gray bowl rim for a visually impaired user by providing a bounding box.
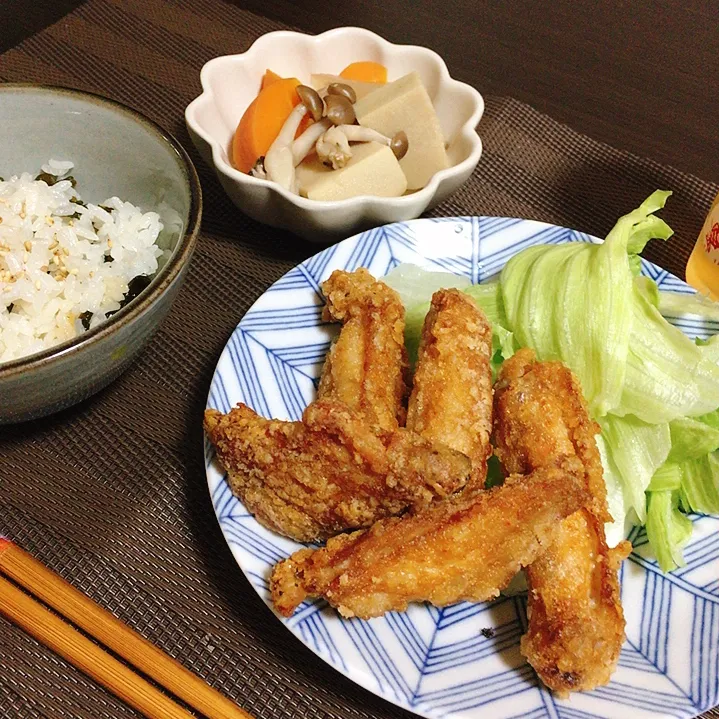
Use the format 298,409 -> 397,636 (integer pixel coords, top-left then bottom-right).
0,83 -> 203,380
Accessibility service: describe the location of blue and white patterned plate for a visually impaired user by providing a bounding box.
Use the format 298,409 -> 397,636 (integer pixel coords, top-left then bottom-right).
205,218 -> 719,719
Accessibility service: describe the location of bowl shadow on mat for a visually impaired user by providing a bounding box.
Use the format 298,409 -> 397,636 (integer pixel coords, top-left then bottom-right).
176,124 -> 328,258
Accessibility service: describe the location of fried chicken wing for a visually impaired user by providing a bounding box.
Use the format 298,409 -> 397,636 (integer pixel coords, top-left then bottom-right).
406,289 -> 493,485
204,400 -> 470,542
270,458 -> 590,618
493,349 -> 631,696
319,268 -> 409,431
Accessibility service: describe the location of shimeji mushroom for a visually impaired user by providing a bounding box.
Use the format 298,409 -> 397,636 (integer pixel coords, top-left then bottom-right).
315,126 -> 353,169
262,85 -> 324,192
249,156 -> 267,180
323,94 -> 356,126
326,82 -> 357,104
291,83 -> 358,168
315,126 -> 409,169
258,83 -> 410,191
291,118 -> 332,166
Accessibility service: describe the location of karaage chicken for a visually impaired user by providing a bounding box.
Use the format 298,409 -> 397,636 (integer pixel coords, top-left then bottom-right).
204,399 -> 471,542
319,268 -> 409,431
493,349 -> 631,696
271,458 -> 590,618
406,289 -> 493,486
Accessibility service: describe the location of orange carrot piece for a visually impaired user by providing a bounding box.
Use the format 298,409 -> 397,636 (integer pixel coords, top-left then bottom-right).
260,69 -> 283,90
340,61 -> 387,84
232,77 -> 302,173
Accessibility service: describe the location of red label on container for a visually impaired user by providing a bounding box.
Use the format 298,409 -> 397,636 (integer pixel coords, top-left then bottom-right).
705,221 -> 719,253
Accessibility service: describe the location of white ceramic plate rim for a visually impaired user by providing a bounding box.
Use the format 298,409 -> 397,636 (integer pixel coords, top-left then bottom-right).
205,216 -> 718,719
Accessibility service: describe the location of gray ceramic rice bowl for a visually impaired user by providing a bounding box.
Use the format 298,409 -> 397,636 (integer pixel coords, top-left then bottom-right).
0,85 -> 202,423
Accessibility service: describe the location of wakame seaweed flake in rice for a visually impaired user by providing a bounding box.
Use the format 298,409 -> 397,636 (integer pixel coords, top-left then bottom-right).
0,160 -> 166,363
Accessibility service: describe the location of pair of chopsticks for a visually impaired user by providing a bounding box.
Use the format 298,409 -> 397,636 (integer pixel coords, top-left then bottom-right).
0,538 -> 253,719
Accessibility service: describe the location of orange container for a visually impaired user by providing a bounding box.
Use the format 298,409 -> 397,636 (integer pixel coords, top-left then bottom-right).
686,192 -> 719,299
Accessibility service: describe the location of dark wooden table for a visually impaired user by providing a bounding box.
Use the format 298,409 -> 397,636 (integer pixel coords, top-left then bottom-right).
2,0 -> 718,185
1,1 -> 717,718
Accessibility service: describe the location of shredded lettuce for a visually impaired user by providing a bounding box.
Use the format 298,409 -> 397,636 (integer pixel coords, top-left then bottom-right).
382,192 -> 719,570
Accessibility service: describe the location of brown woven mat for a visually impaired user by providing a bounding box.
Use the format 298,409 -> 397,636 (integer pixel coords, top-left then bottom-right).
1,0 -> 718,717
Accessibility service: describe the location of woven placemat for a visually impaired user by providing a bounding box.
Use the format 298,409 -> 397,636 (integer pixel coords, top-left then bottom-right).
1,0 -> 718,717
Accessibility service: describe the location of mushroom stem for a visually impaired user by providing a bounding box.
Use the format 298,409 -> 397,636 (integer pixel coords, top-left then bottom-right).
264,103 -> 308,191
315,126 -> 353,169
292,118 -> 331,166
332,126 -> 408,159
332,125 -> 393,146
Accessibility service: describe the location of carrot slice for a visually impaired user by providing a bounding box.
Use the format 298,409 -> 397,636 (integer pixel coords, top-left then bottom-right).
340,61 -> 387,84
232,77 -> 302,173
260,69 -> 283,90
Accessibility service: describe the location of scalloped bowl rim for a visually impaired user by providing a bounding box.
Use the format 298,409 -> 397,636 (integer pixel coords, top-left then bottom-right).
185,26 -> 484,211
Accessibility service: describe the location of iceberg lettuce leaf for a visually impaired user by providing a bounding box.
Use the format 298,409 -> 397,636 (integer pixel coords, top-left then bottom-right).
464,281 -> 508,328
598,414 -> 670,523
618,282 -> 719,422
464,282 -> 516,377
679,453 -> 719,515
499,192 -> 673,417
668,417 -> 719,461
697,407 -> 719,430
384,263 -> 471,367
645,490 -> 692,571
648,462 -> 683,492
612,190 -> 673,254
403,301 -> 430,367
501,241 -> 630,416
659,289 -> 719,322
383,263 -> 470,308
596,433 -> 634,548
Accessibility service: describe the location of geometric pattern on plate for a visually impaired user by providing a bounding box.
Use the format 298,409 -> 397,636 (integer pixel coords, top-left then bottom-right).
206,217 -> 719,719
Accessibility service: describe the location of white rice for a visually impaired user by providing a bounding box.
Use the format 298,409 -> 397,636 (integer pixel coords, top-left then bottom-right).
0,161 -> 166,363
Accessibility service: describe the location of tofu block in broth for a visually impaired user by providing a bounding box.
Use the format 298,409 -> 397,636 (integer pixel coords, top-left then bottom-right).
296,142 -> 407,201
353,72 -> 449,190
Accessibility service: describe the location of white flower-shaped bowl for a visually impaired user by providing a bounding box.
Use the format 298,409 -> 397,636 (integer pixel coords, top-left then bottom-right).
185,27 -> 484,242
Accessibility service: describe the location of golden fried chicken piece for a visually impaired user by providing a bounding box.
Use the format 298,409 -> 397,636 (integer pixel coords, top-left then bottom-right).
270,458 -> 590,618
204,400 -> 470,542
319,268 -> 410,431
406,289 -> 493,486
493,349 -> 631,696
